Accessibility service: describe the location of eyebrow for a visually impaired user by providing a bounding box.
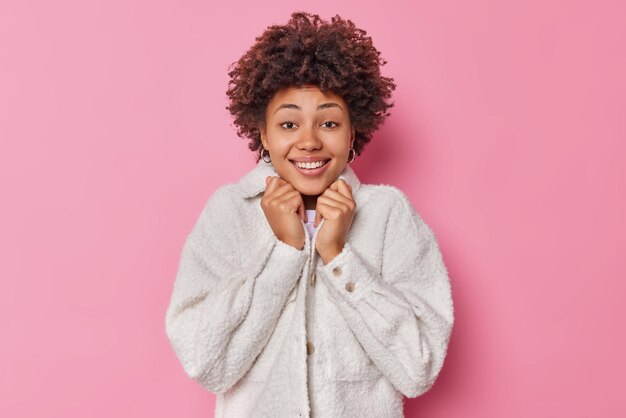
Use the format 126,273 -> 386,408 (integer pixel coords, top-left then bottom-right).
273,102 -> 344,115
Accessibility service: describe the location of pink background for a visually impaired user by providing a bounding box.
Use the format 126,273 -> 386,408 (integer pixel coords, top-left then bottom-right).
1,0 -> 624,417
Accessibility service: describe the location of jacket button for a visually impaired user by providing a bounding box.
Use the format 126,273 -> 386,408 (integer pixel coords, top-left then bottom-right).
345,282 -> 355,292
306,340 -> 314,355
332,266 -> 342,277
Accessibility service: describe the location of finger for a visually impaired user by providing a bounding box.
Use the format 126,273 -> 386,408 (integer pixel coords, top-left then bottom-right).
279,189 -> 306,223
317,194 -> 350,213
298,200 -> 306,223
335,179 -> 353,199
274,198 -> 302,224
275,189 -> 305,218
314,195 -> 347,227
266,176 -> 288,189
320,187 -> 355,209
267,179 -> 295,200
274,189 -> 300,204
265,176 -> 280,195
314,203 -> 323,227
315,201 -> 344,226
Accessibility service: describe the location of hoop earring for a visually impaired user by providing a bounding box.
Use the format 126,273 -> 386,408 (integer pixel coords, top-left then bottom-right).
347,148 -> 356,164
261,147 -> 271,163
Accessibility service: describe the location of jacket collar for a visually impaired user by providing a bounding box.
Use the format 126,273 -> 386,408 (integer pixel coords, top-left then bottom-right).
237,159 -> 362,199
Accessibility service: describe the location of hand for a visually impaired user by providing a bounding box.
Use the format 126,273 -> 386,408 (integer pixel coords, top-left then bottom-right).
314,179 -> 356,264
260,176 -> 307,250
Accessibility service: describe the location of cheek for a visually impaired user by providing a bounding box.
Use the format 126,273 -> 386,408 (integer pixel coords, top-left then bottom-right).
321,133 -> 350,151
265,135 -> 292,156
275,143 -> 293,158
328,141 -> 351,156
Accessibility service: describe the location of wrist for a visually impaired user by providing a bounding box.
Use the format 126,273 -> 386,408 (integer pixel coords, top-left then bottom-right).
277,236 -> 304,251
319,243 -> 344,265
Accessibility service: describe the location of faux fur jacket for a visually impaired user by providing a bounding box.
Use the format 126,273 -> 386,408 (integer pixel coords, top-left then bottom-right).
165,159 -> 454,418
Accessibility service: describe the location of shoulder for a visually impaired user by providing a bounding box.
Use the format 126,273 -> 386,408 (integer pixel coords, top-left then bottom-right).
358,183 -> 431,233
358,183 -> 417,213
196,183 -> 242,222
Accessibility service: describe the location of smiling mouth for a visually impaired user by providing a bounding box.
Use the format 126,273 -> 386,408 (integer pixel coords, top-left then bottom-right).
289,159 -> 331,170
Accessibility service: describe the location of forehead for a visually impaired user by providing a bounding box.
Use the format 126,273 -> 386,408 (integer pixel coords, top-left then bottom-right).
268,85 -> 346,109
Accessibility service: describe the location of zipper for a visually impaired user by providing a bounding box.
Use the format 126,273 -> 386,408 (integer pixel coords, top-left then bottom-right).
307,218 -> 325,287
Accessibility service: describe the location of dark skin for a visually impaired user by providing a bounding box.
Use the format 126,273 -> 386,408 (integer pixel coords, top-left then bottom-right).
261,176 -> 355,265
259,85 -> 357,265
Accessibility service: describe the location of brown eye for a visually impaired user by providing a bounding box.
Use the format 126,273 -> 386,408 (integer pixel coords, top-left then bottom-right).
280,121 -> 296,129
323,121 -> 338,128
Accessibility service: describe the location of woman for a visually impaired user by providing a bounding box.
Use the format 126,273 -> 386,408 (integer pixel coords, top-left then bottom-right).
165,11 -> 454,418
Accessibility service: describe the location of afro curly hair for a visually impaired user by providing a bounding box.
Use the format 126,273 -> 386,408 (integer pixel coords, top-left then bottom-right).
225,11 -> 396,162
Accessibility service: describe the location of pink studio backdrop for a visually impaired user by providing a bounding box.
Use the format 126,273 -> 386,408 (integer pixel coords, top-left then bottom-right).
1,0 -> 624,417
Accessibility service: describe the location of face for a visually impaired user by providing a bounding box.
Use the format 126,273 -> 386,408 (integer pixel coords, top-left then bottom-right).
260,85 -> 355,199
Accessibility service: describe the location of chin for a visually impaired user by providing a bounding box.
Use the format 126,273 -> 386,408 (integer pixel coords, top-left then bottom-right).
296,184 -> 327,197
298,188 -> 323,197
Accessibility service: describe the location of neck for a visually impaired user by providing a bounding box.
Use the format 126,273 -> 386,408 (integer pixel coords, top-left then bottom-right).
302,194 -> 318,210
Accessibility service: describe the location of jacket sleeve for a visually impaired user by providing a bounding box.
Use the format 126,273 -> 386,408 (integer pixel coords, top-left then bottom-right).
317,187 -> 454,398
165,186 -> 308,393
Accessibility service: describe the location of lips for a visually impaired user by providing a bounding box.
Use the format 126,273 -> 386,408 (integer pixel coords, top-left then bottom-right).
289,158 -> 331,176
289,157 -> 331,163
290,159 -> 330,169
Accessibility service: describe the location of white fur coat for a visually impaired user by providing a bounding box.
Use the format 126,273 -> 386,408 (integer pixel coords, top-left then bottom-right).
165,159 -> 454,417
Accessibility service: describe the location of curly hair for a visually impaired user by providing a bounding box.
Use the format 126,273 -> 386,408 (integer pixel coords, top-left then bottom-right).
225,11 -> 396,162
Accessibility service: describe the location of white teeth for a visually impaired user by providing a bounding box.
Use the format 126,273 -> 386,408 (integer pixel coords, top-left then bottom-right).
294,160 -> 328,169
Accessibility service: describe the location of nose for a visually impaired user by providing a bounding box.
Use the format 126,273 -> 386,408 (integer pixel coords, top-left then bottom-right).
296,125 -> 322,151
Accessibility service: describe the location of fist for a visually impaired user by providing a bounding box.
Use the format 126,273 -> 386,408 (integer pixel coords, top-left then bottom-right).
313,179 -> 356,264
260,176 -> 307,250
